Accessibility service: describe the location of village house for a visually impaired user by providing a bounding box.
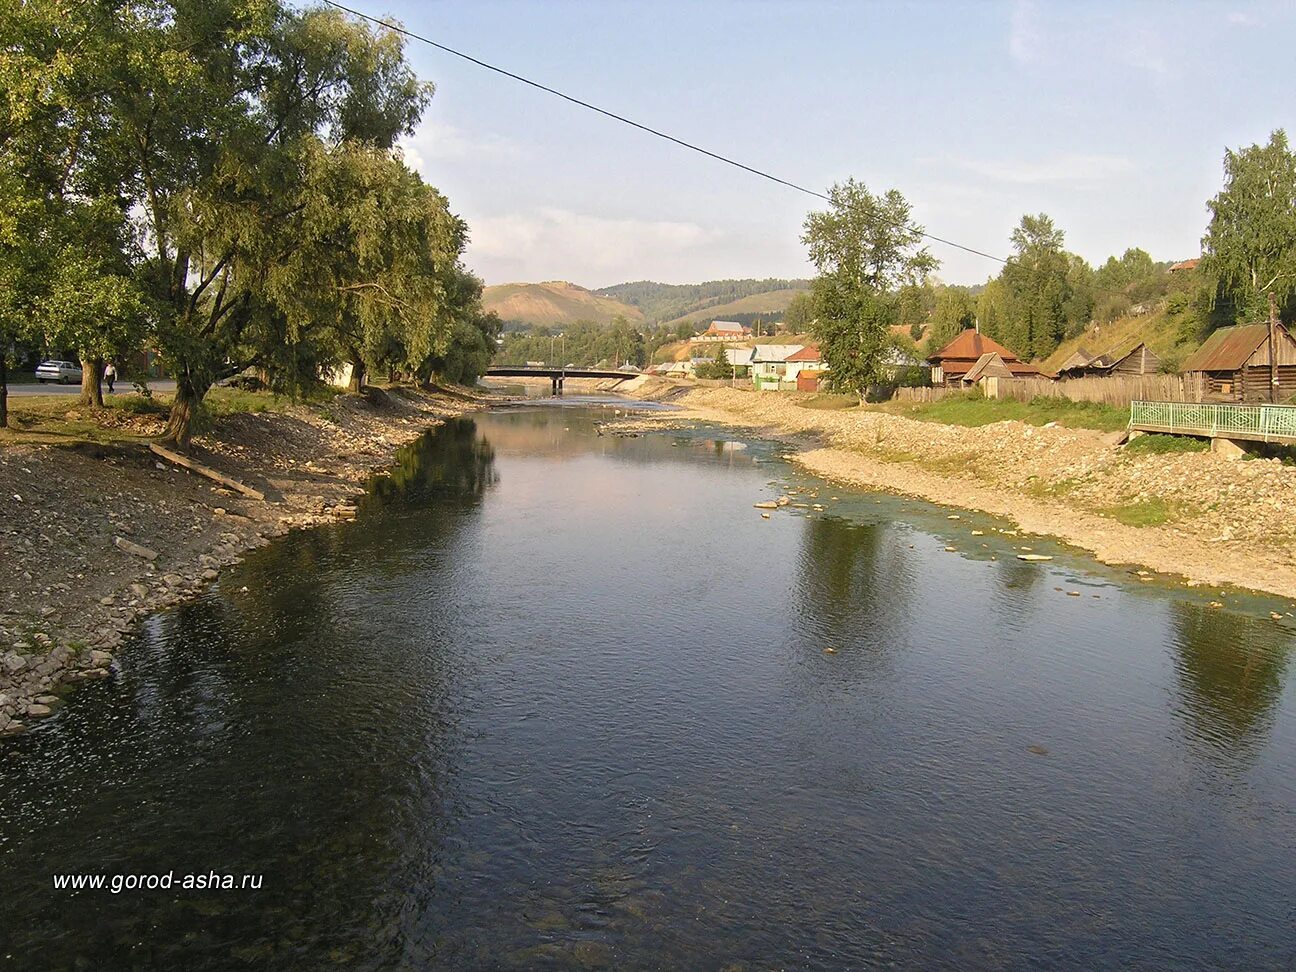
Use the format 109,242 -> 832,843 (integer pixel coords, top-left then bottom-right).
784,345 -> 827,390
725,347 -> 753,376
1056,347 -> 1098,378
926,329 -> 1045,387
749,344 -> 804,390
1179,322 -> 1296,402
1058,341 -> 1161,378
1168,258 -> 1200,273
692,320 -> 751,342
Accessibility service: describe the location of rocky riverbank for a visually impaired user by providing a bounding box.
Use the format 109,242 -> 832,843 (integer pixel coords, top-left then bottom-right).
0,385 -> 494,738
611,378 -> 1296,601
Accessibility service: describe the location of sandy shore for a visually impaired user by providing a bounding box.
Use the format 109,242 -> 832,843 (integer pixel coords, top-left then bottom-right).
0,385 -> 495,737
613,378 -> 1296,601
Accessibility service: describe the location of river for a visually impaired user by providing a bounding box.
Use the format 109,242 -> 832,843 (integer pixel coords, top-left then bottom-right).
2,401 -> 1295,969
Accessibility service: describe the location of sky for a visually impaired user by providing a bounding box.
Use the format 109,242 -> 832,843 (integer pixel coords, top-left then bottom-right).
347,0 -> 1296,288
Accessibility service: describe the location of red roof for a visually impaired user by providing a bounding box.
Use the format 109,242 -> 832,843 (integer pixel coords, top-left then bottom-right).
1169,258 -> 1200,272
785,345 -> 820,362
927,329 -> 1023,366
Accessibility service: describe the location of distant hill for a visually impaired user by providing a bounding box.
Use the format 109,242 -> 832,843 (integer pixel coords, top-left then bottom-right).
482,281 -> 644,327
661,288 -> 807,328
596,278 -> 811,324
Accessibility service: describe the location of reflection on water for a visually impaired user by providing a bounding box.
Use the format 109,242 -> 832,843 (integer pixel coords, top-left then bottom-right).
1171,602 -> 1292,762
1,405 -> 1295,970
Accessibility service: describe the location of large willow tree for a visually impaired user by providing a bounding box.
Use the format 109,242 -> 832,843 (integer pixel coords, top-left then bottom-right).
3,0 -> 481,444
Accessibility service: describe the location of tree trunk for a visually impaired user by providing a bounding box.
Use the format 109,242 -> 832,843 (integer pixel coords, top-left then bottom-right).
0,353 -> 8,429
80,356 -> 104,407
347,358 -> 365,394
162,376 -> 208,449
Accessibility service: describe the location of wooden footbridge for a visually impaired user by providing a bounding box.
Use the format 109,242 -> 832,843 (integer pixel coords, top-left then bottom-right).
1129,400 -> 1296,457
484,365 -> 637,394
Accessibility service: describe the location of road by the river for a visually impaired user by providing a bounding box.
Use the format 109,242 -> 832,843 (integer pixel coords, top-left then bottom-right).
6,380 -> 177,397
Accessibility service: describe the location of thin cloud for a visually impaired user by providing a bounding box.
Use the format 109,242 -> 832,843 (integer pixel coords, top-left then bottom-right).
1008,0 -> 1044,63
466,208 -> 726,284
399,122 -> 523,173
1008,2 -> 1174,80
950,154 -> 1137,185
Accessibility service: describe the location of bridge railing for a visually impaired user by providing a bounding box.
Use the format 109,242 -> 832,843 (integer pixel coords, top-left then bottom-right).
1130,400 -> 1296,441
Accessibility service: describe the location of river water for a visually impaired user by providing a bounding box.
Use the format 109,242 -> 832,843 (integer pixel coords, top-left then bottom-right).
2,401 -> 1295,969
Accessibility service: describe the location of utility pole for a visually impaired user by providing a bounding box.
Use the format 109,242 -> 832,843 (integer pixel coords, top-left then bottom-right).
1270,291 -> 1280,404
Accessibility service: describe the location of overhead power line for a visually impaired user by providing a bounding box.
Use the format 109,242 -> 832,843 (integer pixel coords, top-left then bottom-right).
321,0 -> 1009,266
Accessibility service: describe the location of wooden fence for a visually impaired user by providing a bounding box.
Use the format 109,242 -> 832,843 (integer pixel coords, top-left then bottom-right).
984,373 -> 1204,406
887,374 -> 1205,407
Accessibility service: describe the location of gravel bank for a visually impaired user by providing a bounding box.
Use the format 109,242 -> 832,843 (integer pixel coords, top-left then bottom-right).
0,385 -> 493,738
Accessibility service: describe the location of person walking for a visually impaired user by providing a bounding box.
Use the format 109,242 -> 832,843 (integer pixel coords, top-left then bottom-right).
103,361 -> 117,394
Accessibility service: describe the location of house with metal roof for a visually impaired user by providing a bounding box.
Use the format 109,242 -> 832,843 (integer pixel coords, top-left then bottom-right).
781,345 -> 829,391
926,329 -> 1046,386
694,320 -> 751,342
1180,323 -> 1296,402
749,344 -> 804,389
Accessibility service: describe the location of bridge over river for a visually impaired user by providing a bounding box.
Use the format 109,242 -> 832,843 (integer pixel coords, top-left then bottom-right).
484,365 -> 637,393
1130,400 -> 1296,457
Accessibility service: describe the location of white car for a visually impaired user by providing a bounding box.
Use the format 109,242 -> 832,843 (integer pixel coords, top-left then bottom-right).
35,360 -> 83,384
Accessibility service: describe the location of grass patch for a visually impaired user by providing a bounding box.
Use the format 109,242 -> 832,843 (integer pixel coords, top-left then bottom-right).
1125,433 -> 1208,455
203,387 -> 289,415
795,393 -> 860,411
878,393 -> 1129,432
1101,497 -> 1182,527
109,394 -> 170,416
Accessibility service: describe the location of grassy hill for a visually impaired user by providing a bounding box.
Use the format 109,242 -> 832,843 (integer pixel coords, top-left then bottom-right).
661,288 -> 806,328
1040,299 -> 1201,373
483,281 -> 644,327
596,278 -> 810,323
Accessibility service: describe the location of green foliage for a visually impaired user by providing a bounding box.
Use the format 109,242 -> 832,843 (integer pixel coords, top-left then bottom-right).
499,319 -> 647,369
1,0 -> 488,441
984,213 -> 1074,359
896,282 -> 936,327
1125,433 -> 1209,455
783,291 -> 815,332
802,179 -> 937,398
924,287 -> 976,353
1201,129 -> 1296,325
695,342 -> 733,380
890,393 -> 1129,432
1101,497 -> 1181,528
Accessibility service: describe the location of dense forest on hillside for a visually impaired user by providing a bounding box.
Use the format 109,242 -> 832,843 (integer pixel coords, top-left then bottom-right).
595,278 -> 810,323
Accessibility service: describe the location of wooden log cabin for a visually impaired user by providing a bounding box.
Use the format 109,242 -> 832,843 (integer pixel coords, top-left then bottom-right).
1179,323 -> 1296,402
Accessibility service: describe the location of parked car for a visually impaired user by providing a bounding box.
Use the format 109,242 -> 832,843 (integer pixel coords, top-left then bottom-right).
35,360 -> 83,384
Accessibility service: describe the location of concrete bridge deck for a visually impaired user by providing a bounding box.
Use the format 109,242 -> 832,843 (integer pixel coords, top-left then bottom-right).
484,366 -> 637,393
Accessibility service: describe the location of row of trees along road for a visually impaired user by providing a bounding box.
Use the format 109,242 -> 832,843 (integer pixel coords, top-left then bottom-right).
0,0 -> 499,441
804,130 -> 1296,395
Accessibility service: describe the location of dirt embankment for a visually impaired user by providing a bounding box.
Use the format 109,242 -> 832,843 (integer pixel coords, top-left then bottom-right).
628,384 -> 1296,600
0,386 -> 493,737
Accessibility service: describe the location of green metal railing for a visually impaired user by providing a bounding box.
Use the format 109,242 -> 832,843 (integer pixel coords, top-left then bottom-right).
1130,400 -> 1296,442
